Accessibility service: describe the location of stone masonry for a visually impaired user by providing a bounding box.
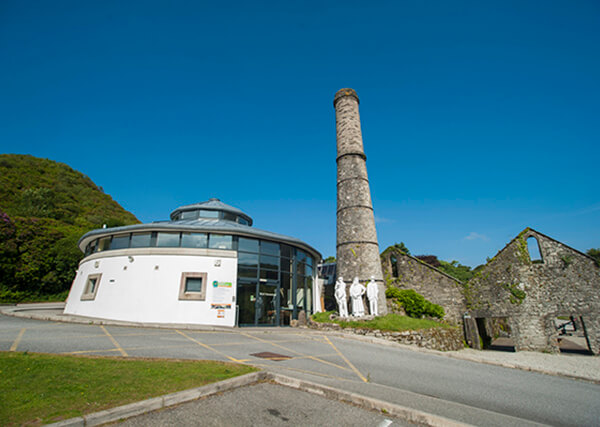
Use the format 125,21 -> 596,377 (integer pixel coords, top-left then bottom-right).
334,88 -> 387,315
466,228 -> 600,355
380,248 -> 467,325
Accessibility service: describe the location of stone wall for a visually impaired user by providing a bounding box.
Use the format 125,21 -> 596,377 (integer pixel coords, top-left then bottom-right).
381,248 -> 467,325
467,228 -> 600,354
308,320 -> 464,351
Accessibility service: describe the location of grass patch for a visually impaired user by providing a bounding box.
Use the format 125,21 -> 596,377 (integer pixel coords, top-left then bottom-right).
0,352 -> 257,426
311,311 -> 454,332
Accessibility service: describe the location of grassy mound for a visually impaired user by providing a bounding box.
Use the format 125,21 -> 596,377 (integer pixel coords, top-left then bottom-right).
311,311 -> 454,332
0,352 -> 257,426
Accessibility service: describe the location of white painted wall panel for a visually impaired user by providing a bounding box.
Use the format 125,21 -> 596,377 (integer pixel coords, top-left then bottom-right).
64,253 -> 237,327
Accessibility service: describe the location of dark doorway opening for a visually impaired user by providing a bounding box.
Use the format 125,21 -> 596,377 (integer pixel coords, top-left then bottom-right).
476,317 -> 515,352
555,316 -> 593,355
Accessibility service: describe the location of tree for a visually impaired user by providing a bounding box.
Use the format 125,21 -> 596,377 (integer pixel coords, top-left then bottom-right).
587,248 -> 600,267
392,242 -> 410,255
323,256 -> 336,264
438,260 -> 474,284
415,255 -> 441,268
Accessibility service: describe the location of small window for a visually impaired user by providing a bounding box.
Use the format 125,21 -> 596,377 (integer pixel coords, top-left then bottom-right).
238,217 -> 249,225
527,236 -> 543,263
179,272 -> 207,300
81,273 -> 102,300
391,254 -> 399,277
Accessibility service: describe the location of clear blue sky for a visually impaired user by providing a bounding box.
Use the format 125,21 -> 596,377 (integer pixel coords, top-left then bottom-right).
1,1 -> 599,267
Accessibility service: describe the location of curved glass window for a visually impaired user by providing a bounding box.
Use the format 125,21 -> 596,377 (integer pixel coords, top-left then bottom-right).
223,212 -> 236,222
238,217 -> 249,225
131,233 -> 152,248
238,237 -> 259,252
181,233 -> 208,248
180,210 -> 198,220
110,234 -> 130,250
260,241 -> 280,256
156,232 -> 180,247
209,234 -> 232,250
97,237 -> 111,252
199,210 -> 219,219
260,255 -> 279,270
238,252 -> 258,267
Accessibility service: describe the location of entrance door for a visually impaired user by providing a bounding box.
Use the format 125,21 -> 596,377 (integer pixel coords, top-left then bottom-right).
237,280 -> 279,326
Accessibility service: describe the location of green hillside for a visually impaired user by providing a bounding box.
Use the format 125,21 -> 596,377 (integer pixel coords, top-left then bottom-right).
0,154 -> 139,302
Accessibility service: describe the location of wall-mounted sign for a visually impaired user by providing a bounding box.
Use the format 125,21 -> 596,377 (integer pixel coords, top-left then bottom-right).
217,309 -> 225,318
211,304 -> 231,310
213,281 -> 232,288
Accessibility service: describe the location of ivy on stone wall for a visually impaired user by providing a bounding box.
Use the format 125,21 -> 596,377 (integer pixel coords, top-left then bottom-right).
385,287 -> 445,319
501,283 -> 526,305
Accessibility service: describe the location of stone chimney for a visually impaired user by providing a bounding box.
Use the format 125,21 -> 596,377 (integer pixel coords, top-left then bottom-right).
334,88 -> 387,315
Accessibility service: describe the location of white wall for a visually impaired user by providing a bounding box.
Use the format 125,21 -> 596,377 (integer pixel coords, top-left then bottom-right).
64,249 -> 237,327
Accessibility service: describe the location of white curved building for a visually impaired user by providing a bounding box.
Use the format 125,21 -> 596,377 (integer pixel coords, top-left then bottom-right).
64,199 -> 321,327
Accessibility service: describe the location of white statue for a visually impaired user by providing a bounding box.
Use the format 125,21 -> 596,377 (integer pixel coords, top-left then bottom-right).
366,276 -> 379,316
349,276 -> 366,317
334,277 -> 349,317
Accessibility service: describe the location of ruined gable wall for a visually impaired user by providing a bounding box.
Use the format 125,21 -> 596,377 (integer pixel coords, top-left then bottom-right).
468,229 -> 600,353
381,250 -> 466,324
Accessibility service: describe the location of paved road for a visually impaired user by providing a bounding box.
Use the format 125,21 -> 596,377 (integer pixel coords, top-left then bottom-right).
118,382 -> 406,426
2,313 -> 599,426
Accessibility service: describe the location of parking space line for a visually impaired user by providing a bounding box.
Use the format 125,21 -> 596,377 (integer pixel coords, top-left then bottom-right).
65,348 -> 122,355
251,362 -> 358,383
237,331 -> 352,372
175,330 -> 246,363
323,335 -> 368,383
9,328 -> 26,352
100,325 -> 128,357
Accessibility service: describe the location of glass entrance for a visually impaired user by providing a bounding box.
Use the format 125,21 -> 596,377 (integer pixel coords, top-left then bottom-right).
237,280 -> 279,326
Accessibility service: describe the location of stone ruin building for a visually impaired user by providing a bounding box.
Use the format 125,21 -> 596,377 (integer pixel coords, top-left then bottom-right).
327,88 -> 599,354
380,247 -> 466,325
380,228 -> 600,355
463,228 -> 599,355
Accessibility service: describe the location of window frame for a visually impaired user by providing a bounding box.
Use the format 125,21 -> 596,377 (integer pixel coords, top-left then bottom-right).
178,272 -> 208,301
81,273 -> 102,301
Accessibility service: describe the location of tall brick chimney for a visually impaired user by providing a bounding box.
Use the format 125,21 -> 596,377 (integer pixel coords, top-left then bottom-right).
334,88 -> 387,315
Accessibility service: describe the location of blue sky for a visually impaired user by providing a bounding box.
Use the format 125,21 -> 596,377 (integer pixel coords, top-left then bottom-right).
1,1 -> 599,267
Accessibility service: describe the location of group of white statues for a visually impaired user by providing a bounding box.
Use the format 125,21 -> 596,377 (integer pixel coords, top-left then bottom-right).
334,276 -> 379,318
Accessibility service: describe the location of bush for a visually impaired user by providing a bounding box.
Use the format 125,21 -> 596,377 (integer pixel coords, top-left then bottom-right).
385,288 -> 445,319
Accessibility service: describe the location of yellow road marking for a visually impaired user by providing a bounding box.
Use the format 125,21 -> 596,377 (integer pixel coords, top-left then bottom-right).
323,335 -> 368,383
175,330 -> 246,363
238,331 -> 351,372
251,363 -> 355,382
65,348 -> 122,355
100,325 -> 128,357
10,328 -> 26,352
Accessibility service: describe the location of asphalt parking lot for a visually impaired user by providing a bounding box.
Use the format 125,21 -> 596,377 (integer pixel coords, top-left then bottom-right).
3,312 -> 600,426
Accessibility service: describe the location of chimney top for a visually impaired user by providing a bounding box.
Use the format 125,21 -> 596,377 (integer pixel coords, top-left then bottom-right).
334,88 -> 359,108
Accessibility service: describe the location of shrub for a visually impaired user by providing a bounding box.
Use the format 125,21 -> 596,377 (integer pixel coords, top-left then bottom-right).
385,288 -> 445,319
